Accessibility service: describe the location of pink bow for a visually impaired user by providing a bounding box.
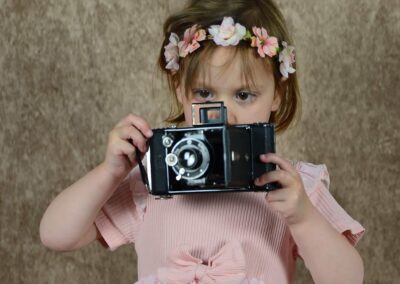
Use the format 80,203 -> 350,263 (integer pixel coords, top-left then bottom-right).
157,240 -> 247,284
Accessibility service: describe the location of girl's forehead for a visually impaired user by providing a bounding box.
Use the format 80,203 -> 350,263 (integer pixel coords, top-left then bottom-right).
194,47 -> 274,89
203,46 -> 239,67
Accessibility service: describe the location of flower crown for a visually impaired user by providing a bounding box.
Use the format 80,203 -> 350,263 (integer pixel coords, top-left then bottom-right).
164,17 -> 296,80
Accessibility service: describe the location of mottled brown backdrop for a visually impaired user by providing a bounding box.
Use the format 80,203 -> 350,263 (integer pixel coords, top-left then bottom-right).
0,0 -> 399,283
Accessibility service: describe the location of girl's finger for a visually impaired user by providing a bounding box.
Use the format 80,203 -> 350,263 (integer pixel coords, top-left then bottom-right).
265,187 -> 288,202
255,169 -> 292,188
259,153 -> 295,173
116,125 -> 148,153
114,139 -> 137,164
116,114 -> 153,138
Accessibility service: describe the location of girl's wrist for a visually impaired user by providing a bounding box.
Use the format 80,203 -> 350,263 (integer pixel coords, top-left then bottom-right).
287,201 -> 333,242
98,162 -> 129,186
286,198 -> 318,229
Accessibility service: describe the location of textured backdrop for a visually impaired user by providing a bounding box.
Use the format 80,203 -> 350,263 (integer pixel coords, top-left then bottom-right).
0,0 -> 399,283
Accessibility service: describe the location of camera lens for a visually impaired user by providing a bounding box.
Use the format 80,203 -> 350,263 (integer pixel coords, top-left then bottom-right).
169,136 -> 210,180
178,148 -> 203,170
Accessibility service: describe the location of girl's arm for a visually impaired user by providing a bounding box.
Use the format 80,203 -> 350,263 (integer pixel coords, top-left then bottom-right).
40,114 -> 153,251
255,153 -> 363,283
288,199 -> 364,283
40,162 -> 125,251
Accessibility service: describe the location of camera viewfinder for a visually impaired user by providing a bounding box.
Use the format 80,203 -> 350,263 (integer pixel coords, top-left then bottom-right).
192,101 -> 227,126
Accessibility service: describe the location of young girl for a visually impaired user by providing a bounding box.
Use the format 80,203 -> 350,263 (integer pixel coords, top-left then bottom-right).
40,0 -> 365,283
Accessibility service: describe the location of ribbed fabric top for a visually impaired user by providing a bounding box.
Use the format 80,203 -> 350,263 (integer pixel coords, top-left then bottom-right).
95,161 -> 365,283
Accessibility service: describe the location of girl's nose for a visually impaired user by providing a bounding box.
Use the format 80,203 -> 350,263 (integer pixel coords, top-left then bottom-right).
226,107 -> 237,125
218,99 -> 236,125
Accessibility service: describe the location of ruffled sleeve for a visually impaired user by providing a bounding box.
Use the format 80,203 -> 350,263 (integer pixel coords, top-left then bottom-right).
293,161 -> 365,246
94,166 -> 148,251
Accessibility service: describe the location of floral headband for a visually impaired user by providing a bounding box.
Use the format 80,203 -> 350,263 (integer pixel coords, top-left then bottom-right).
164,17 -> 296,80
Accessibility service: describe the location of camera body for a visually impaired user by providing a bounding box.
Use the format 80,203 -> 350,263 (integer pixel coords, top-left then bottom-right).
145,102 -> 279,197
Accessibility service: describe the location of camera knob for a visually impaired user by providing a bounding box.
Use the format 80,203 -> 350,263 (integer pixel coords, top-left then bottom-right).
162,136 -> 174,147
165,153 -> 178,167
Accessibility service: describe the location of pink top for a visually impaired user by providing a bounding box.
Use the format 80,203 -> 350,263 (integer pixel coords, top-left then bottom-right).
95,161 -> 365,284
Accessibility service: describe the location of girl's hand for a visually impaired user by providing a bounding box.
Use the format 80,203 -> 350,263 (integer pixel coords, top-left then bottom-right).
254,153 -> 314,226
103,114 -> 153,180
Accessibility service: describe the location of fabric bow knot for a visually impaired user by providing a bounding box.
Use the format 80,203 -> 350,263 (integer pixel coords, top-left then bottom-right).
157,240 -> 247,284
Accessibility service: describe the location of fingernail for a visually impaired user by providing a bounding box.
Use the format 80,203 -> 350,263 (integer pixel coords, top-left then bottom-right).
147,130 -> 153,137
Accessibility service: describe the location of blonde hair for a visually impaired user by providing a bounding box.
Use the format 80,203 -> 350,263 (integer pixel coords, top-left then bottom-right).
158,0 -> 301,134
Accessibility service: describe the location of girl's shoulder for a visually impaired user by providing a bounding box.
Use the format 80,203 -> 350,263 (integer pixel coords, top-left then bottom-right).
290,160 -> 330,194
291,160 -> 365,245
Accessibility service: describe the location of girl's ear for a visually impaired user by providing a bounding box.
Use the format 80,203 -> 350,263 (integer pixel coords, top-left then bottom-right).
271,88 -> 282,112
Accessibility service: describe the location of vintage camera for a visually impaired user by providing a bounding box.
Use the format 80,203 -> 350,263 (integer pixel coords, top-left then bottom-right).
142,102 -> 279,198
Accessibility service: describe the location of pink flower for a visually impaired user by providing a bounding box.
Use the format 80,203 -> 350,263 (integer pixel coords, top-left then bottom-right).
164,33 -> 180,71
251,26 -> 279,58
278,41 -> 296,80
208,17 -> 246,46
178,25 -> 206,57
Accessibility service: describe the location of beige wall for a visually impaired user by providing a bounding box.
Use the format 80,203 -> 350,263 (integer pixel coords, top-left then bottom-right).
1,0 -> 399,283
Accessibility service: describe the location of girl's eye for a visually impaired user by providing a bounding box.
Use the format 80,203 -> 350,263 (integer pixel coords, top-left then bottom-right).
235,91 -> 256,103
193,89 -> 213,101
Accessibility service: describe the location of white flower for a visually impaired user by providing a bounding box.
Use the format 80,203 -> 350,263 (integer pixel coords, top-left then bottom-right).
164,33 -> 180,71
208,17 -> 246,46
278,41 -> 296,79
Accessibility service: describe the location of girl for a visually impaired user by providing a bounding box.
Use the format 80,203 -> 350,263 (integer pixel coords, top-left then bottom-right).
40,0 -> 365,283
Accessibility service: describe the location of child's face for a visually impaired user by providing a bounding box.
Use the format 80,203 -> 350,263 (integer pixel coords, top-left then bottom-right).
176,46 -> 281,126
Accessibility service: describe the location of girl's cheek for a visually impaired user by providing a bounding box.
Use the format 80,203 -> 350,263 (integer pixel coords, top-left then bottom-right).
192,98 -> 203,103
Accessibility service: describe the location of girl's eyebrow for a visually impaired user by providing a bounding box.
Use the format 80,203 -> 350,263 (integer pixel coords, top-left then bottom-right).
191,80 -> 215,92
193,80 -> 262,92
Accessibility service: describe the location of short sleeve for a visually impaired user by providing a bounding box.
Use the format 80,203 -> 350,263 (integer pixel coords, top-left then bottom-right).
94,166 -> 148,251
294,161 -> 365,246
